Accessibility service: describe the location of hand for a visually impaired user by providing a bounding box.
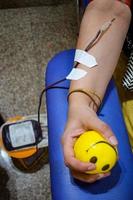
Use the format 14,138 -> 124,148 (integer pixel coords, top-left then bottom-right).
61,102 -> 118,183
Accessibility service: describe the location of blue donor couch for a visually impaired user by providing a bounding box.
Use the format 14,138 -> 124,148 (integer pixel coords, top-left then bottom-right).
45,49 -> 133,200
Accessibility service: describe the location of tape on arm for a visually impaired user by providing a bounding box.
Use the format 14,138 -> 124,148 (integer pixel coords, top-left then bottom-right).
66,68 -> 87,80
74,49 -> 97,68
66,50 -> 97,81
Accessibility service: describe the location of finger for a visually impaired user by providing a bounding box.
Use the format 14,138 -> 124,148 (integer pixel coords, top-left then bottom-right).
71,170 -> 100,183
72,170 -> 111,183
88,116 -> 118,146
65,154 -> 96,172
97,172 -> 111,180
61,128 -> 84,145
63,143 -> 96,172
63,135 -> 95,172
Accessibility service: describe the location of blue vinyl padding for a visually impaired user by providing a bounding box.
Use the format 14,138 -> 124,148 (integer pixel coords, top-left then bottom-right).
45,49 -> 133,200
82,0 -> 90,8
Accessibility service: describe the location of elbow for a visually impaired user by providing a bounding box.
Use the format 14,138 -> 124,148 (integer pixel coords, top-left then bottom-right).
85,0 -> 131,23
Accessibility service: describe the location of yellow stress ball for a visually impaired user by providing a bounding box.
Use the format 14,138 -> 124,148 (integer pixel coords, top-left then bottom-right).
74,131 -> 118,174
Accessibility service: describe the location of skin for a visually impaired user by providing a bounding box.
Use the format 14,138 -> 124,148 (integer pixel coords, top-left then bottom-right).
62,0 -> 131,183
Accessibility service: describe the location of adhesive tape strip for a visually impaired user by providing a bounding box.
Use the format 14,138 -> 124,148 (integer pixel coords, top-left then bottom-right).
74,49 -> 97,68
66,68 -> 87,80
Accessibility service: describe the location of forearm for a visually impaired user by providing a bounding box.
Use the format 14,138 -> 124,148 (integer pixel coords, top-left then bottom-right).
69,0 -> 131,108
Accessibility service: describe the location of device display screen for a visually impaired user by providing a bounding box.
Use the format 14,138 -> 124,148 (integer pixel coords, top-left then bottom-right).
9,121 -> 35,147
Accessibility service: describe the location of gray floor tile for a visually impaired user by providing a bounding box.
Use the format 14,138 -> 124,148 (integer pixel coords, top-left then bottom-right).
0,8 -> 39,117
0,0 -> 72,9
29,3 -> 77,88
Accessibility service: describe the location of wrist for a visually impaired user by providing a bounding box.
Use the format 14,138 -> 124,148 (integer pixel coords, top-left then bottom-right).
68,92 -> 98,112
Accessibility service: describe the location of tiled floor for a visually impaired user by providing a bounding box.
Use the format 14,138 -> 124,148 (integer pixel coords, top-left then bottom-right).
0,1 -> 77,199
0,0 -> 72,9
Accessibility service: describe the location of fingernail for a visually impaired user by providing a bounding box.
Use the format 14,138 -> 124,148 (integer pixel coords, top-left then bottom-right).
97,173 -> 110,180
98,174 -> 105,179
104,172 -> 111,177
97,174 -> 105,180
88,163 -> 95,170
109,136 -> 118,145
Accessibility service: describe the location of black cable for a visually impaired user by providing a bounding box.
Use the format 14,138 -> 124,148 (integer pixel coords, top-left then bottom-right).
38,78 -> 67,123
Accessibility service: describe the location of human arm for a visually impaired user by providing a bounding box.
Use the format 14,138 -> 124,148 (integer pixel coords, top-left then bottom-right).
62,0 -> 131,183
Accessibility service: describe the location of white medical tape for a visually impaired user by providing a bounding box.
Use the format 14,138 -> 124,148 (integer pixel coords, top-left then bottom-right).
74,49 -> 97,68
66,68 -> 87,80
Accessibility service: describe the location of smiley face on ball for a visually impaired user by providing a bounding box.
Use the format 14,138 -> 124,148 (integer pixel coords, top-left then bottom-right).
74,131 -> 118,174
